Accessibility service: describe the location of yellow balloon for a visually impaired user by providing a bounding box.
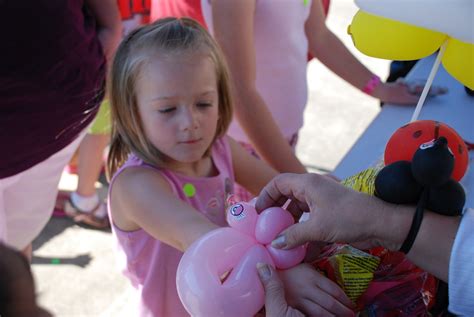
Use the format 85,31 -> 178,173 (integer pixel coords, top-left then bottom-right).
349,10 -> 474,89
443,39 -> 474,90
348,11 -> 445,61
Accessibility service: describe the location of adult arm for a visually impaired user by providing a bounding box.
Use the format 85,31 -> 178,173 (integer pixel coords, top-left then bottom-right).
305,0 -> 419,105
209,0 -> 306,173
85,0 -> 122,62
255,173 -> 460,282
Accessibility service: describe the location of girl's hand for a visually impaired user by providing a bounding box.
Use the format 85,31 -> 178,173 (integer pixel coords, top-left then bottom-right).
373,81 -> 420,105
373,80 -> 448,106
278,263 -> 355,316
257,263 -> 355,317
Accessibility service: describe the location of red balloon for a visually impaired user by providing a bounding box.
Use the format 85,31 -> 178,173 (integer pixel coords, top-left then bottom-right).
384,120 -> 468,181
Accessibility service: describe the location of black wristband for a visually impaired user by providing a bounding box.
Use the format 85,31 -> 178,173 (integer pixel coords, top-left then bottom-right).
399,190 -> 428,254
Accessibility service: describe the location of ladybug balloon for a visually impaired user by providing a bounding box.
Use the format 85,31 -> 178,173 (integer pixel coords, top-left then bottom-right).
384,120 -> 468,181
376,133 -> 466,216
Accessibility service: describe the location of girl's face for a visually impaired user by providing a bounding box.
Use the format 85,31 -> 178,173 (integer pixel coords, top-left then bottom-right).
136,52 -> 220,168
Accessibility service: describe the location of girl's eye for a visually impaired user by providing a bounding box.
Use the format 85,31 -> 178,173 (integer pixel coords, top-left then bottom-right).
196,102 -> 212,108
159,107 -> 176,113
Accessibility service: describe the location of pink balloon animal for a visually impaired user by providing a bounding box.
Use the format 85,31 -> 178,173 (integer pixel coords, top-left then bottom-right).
176,201 -> 306,317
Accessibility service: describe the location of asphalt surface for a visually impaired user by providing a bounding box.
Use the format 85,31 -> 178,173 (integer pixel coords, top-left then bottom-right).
31,2 -> 389,316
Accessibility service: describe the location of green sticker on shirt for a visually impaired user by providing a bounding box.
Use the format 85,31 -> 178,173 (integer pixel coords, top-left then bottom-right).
303,0 -> 309,6
183,183 -> 196,197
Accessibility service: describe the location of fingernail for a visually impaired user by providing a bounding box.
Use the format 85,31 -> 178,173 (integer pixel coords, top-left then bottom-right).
256,263 -> 271,280
271,235 -> 287,249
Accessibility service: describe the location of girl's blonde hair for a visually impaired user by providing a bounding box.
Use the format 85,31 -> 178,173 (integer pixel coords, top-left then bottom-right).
107,17 -> 233,177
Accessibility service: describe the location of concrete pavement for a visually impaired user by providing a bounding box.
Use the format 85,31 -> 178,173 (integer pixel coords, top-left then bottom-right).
31,2 -> 389,316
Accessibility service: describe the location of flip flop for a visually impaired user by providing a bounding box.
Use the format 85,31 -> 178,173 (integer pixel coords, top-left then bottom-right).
64,197 -> 110,229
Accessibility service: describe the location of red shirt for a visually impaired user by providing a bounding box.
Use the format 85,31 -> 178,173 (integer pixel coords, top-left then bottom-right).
151,0 -> 206,29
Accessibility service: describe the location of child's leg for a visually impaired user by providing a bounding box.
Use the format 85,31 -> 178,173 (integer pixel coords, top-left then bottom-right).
76,133 -> 109,197
65,100 -> 111,228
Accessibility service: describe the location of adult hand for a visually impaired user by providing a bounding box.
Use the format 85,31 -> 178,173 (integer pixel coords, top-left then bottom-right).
278,263 -> 355,316
257,263 -> 304,317
255,173 -> 390,250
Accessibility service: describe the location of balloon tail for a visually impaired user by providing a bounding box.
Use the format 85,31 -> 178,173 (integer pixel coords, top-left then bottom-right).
410,41 -> 447,122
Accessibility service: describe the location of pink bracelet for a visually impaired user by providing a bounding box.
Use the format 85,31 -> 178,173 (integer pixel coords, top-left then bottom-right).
362,75 -> 381,95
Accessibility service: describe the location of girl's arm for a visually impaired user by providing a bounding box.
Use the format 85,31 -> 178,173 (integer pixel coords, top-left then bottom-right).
305,0 -> 419,105
110,167 -> 219,252
228,137 -> 279,195
210,0 -> 306,174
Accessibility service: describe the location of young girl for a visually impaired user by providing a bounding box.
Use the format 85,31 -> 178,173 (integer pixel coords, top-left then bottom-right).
107,17 -> 353,316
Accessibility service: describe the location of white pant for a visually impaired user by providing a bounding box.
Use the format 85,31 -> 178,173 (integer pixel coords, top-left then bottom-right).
0,132 -> 85,250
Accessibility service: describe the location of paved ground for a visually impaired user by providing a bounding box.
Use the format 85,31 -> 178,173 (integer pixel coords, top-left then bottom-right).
31,2 -> 390,316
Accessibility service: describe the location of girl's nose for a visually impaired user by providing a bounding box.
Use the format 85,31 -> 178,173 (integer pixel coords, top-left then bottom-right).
180,107 -> 198,130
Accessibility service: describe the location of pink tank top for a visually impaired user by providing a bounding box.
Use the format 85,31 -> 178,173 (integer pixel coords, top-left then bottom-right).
108,137 -> 234,316
201,0 -> 311,142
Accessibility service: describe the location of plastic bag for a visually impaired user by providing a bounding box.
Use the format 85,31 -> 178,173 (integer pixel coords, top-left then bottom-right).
311,244 -> 437,316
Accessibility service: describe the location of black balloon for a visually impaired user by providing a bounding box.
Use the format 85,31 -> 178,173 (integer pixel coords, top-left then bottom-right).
427,180 -> 466,216
411,137 -> 454,187
376,136 -> 465,217
375,161 -> 423,204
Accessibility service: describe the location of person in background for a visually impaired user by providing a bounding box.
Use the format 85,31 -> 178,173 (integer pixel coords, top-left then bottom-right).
151,0 -> 207,28
149,0 -> 331,30
200,0 -> 432,179
64,0 -> 151,229
106,18 -> 353,316
0,0 -> 121,258
152,0 -> 333,201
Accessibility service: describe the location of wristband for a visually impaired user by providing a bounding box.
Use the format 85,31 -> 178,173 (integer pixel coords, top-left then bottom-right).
362,75 -> 381,95
399,190 -> 427,254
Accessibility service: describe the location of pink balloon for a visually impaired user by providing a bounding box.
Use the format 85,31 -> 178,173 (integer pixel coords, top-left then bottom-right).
255,207 -> 294,244
226,201 -> 258,237
176,201 -> 306,316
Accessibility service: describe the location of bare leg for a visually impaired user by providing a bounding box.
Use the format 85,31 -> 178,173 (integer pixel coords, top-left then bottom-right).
76,133 -> 110,197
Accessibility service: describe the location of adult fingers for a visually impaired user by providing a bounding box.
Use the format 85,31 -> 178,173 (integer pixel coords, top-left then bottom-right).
271,220 -> 318,250
256,174 -> 310,213
285,200 -> 308,219
257,263 -> 304,317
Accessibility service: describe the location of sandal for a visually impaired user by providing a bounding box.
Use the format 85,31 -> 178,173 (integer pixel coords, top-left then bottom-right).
53,190 -> 71,217
64,197 -> 110,229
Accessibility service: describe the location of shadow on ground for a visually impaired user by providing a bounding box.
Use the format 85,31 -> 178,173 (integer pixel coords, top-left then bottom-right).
32,216 -> 110,268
